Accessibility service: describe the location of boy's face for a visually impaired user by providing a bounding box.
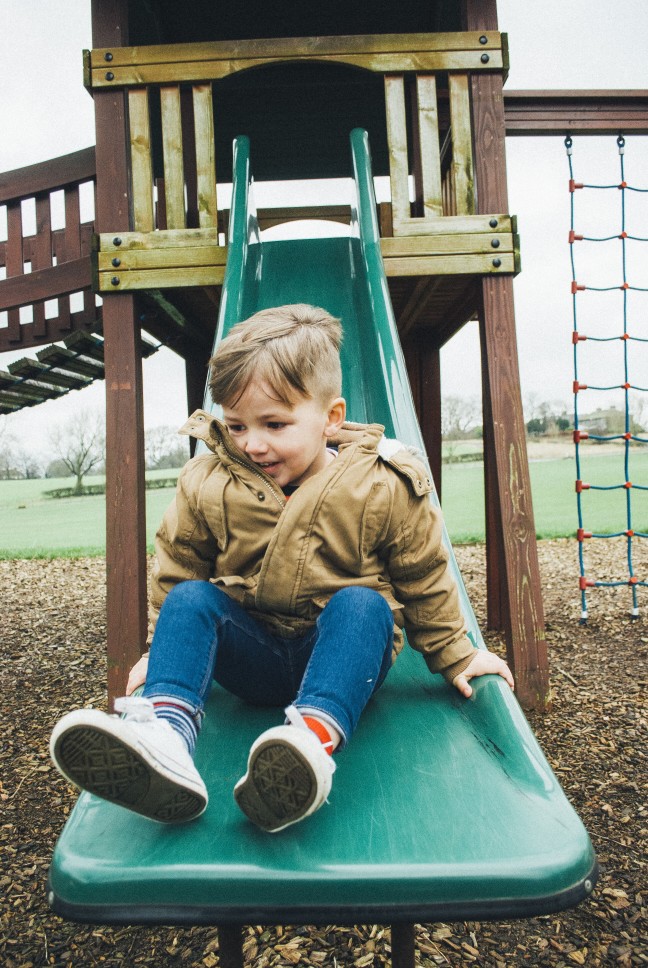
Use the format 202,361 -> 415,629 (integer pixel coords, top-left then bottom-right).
222,381 -> 346,488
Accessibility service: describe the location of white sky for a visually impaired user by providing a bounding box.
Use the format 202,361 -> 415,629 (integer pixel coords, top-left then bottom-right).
1,0 -> 647,458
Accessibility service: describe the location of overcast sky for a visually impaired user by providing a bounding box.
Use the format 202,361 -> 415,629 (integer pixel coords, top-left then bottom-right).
1,0 -> 647,458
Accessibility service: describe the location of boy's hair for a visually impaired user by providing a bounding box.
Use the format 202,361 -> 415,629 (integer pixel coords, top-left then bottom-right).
208,304 -> 343,407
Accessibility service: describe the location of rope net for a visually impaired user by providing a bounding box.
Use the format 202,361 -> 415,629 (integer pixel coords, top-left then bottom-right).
566,135 -> 648,622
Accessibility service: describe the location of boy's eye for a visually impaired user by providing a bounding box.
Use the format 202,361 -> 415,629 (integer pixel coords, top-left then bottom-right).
227,423 -> 245,433
267,422 -> 286,430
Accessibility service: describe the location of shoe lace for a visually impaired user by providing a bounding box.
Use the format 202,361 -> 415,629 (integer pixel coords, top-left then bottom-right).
285,705 -> 336,773
114,695 -> 158,723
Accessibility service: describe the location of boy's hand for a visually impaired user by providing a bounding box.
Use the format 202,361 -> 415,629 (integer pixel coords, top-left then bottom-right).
452,650 -> 514,698
126,653 -> 149,696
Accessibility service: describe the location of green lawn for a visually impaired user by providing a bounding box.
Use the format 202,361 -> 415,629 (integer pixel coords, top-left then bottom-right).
1,453 -> 647,557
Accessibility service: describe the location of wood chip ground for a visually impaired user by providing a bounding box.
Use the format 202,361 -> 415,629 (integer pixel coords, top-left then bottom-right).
1,539 -> 646,966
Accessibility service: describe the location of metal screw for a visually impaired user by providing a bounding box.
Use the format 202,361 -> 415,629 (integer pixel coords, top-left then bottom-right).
491,238 -> 501,248
104,52 -> 113,61
584,879 -> 593,893
489,218 -> 498,228
112,237 -> 122,246
105,71 -> 114,81
492,258 -> 502,268
481,53 -> 490,64
479,36 -> 488,45
111,257 -> 121,267
111,276 -> 120,286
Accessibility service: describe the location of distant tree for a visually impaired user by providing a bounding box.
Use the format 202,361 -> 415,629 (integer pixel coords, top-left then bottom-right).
46,458 -> 73,479
0,417 -> 19,480
49,409 -> 105,494
145,425 -> 189,470
13,447 -> 42,479
442,395 -> 480,440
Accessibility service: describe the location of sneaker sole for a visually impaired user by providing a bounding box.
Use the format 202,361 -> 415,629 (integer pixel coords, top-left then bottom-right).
52,723 -> 206,823
234,739 -> 318,832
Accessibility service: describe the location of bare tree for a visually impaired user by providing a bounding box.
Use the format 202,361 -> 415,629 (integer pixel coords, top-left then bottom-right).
0,417 -> 18,480
145,425 -> 189,470
50,409 -> 105,494
441,395 -> 480,440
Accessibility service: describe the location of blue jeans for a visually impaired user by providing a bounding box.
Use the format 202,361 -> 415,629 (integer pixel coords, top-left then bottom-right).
143,582 -> 394,746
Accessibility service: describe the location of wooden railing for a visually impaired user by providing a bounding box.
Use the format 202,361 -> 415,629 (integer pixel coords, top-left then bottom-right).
85,31 -> 518,290
0,148 -> 99,352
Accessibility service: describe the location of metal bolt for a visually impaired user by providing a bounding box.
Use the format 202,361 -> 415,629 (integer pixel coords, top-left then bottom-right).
112,237 -> 122,246
479,35 -> 488,45
489,218 -> 498,228
584,879 -> 593,893
104,52 -> 113,61
111,276 -> 120,286
105,71 -> 114,81
491,238 -> 501,249
480,53 -> 490,64
492,258 -> 502,268
111,257 -> 121,267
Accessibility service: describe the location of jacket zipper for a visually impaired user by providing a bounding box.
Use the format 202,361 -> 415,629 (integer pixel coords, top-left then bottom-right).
228,451 -> 286,511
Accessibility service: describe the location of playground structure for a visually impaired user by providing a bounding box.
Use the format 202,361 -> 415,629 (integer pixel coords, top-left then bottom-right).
1,0 -> 647,710
566,136 -> 648,620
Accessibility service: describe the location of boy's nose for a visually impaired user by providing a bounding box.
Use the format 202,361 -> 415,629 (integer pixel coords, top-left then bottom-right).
244,433 -> 268,456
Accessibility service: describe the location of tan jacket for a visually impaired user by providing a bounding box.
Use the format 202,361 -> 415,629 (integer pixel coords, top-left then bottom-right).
149,410 -> 476,683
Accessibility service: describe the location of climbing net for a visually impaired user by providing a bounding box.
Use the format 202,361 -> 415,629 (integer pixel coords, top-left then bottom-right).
566,135 -> 648,621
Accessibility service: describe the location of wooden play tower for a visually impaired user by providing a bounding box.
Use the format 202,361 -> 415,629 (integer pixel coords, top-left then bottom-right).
1,0 -> 647,709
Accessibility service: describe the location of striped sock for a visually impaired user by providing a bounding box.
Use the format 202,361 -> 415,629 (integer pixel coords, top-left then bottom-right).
146,695 -> 201,756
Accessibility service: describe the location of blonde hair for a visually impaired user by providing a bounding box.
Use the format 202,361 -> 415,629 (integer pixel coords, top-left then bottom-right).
209,304 -> 342,407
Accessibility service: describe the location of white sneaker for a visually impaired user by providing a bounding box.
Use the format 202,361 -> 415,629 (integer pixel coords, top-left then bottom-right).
50,696 -> 208,823
234,706 -> 336,832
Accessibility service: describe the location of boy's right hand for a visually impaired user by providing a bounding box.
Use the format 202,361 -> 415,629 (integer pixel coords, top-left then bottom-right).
126,653 -> 149,695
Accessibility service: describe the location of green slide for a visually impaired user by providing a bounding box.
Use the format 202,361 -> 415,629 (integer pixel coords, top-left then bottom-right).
48,130 -> 597,925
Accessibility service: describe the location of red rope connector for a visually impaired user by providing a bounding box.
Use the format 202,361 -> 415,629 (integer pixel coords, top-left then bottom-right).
621,282 -> 630,290
624,481 -> 633,489
619,231 -> 628,239
568,230 -> 584,243
629,576 -> 639,585
571,281 -> 586,294
579,577 -> 596,590
618,181 -> 627,189
623,432 -> 632,440
572,331 -> 587,344
577,529 -> 593,541
573,429 -> 589,443
575,480 -> 591,492
621,333 -> 630,340
569,179 -> 584,192
626,529 -> 634,537
573,381 -> 587,393
622,382 -> 631,390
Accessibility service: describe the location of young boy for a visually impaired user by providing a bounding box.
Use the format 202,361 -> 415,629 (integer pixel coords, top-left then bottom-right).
50,304 -> 513,833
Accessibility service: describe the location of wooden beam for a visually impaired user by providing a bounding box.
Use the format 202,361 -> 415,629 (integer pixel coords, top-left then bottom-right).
0,258 -> 92,312
92,0 -> 148,707
504,90 -> 648,135
464,0 -> 550,711
0,147 -> 96,205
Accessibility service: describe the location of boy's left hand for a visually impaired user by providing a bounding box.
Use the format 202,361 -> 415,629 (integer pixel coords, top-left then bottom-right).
452,650 -> 514,698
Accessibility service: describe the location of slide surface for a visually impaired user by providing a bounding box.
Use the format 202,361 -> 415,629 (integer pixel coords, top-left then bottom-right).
48,131 -> 597,925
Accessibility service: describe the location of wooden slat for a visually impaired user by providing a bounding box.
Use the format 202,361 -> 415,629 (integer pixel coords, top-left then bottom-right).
128,88 -> 155,232
32,194 -> 53,336
8,356 -> 92,390
98,245 -> 227,272
384,75 -> 410,225
382,233 -> 514,257
0,147 -> 96,206
416,75 -> 443,218
6,201 -> 23,341
392,214 -> 511,236
96,227 -> 221,250
91,33 -> 503,68
192,84 -> 217,229
98,265 -> 227,291
504,90 -> 648,136
0,258 -> 92,312
91,50 -> 504,88
36,344 -> 105,379
160,86 -> 186,229
382,253 -> 515,276
449,73 -> 475,215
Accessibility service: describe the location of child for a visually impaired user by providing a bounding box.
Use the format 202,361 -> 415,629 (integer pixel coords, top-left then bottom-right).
50,304 -> 513,833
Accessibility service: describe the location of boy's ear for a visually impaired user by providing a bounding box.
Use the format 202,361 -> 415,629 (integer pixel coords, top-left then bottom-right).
324,397 -> 346,436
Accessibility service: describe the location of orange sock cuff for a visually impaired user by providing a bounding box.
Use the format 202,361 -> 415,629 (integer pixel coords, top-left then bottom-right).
303,716 -> 334,755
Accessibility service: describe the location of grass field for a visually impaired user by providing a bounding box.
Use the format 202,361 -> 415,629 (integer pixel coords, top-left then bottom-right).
1,450 -> 647,557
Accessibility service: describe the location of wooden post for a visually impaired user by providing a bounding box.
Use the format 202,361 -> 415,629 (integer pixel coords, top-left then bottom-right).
92,0 -> 148,705
403,333 -> 442,502
462,0 -> 550,709
217,926 -> 244,968
391,924 -> 416,968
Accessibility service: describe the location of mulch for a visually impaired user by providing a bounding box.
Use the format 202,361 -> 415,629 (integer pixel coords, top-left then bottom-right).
1,540 -> 646,967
